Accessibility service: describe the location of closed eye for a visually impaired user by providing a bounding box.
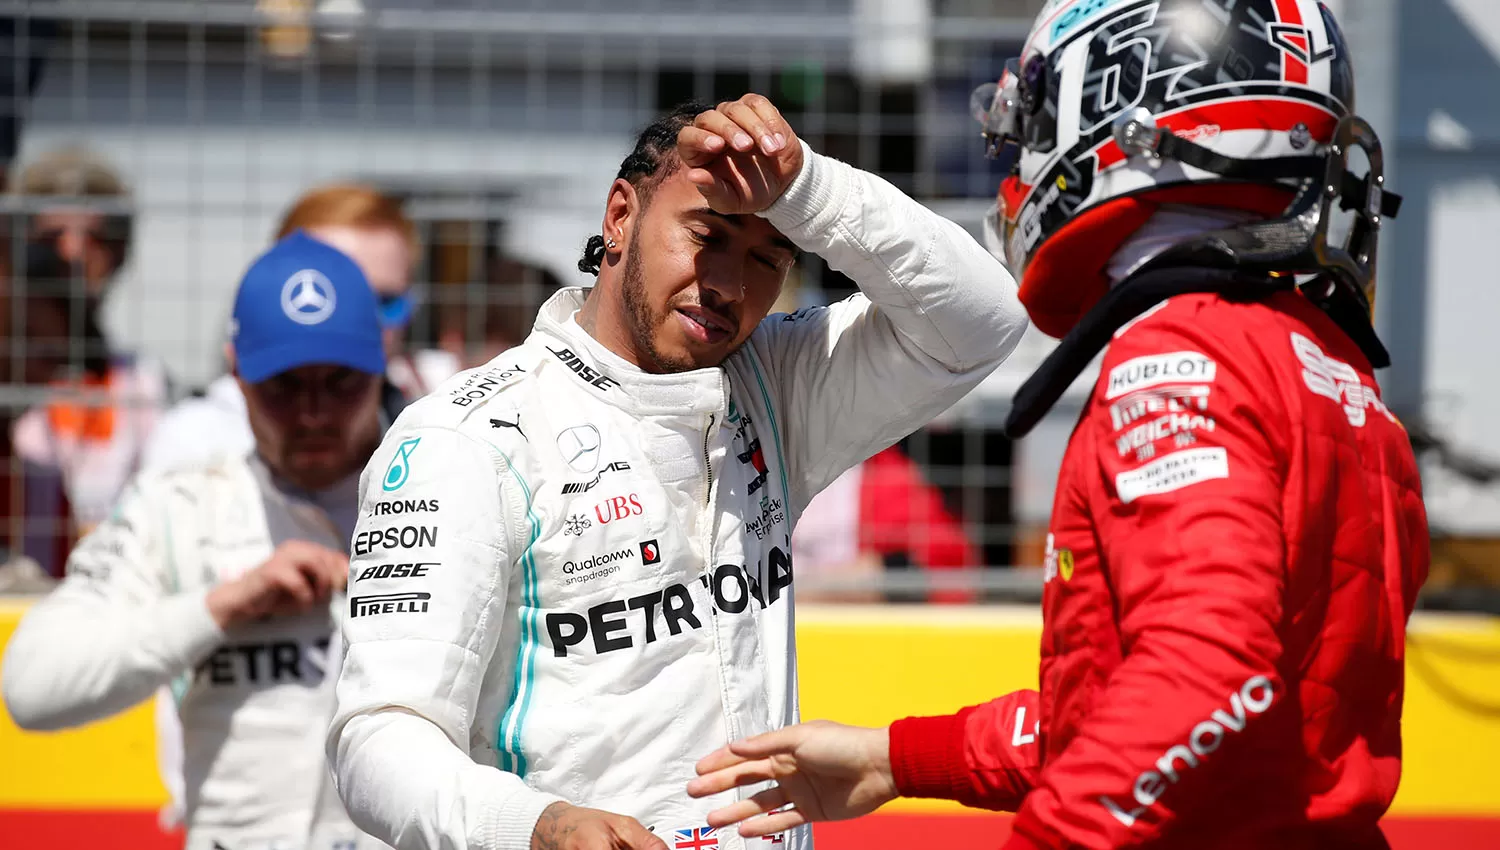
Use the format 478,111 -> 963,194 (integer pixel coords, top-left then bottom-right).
689,229 -> 725,248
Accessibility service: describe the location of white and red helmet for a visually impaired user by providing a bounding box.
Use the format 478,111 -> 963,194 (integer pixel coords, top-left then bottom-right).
976,0 -> 1357,337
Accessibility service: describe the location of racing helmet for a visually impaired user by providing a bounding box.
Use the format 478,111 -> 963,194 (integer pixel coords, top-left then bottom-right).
975,0 -> 1359,338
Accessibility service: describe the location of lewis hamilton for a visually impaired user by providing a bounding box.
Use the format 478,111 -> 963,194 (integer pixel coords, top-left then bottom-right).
326,95 -> 1028,850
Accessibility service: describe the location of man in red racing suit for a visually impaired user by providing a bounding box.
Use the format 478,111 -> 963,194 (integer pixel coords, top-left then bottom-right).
887,289 -> 1429,848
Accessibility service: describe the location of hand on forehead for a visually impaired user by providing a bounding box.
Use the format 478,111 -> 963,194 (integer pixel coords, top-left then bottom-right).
673,95 -> 805,218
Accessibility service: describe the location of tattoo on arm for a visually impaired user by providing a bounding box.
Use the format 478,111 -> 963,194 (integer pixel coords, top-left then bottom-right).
532,802 -> 580,850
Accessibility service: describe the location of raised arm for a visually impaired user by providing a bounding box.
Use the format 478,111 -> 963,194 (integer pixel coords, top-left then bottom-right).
676,95 -> 1027,508
752,133 -> 1028,504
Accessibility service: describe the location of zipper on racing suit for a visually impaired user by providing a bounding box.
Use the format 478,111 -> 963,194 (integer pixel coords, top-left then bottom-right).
701,413 -> 716,506
699,410 -> 744,750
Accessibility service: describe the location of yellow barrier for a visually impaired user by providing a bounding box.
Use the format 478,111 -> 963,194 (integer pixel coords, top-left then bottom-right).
795,605 -> 1500,817
3,598 -> 1500,815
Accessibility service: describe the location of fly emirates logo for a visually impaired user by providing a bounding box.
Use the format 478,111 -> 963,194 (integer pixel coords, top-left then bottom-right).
1101,675 -> 1275,828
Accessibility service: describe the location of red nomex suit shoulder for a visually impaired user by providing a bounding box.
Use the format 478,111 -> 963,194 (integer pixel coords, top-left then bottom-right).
889,291 -> 1429,850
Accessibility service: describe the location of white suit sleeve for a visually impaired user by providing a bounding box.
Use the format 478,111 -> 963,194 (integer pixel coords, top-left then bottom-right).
754,141 -> 1030,506
1,481 -> 224,730
328,424 -> 564,850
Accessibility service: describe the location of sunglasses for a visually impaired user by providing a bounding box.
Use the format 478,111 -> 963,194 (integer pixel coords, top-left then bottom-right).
377,291 -> 417,329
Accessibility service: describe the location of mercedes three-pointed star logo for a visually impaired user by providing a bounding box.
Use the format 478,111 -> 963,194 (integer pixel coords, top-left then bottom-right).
280,269 -> 337,325
556,424 -> 602,473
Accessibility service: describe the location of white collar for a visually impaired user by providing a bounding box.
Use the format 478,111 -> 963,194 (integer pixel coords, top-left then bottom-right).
530,287 -> 729,418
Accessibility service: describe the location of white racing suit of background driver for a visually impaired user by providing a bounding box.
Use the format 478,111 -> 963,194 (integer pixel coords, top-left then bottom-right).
2,455 -> 385,850
327,142 -> 1029,850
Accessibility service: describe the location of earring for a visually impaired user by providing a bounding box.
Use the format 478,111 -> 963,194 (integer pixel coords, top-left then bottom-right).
606,238 -> 618,249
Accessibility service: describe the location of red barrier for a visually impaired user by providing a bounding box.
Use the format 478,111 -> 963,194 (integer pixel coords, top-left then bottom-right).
5,809 -> 1500,850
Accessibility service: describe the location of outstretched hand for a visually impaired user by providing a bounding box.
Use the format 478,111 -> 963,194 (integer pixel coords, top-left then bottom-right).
686,721 -> 898,839
677,94 -> 804,215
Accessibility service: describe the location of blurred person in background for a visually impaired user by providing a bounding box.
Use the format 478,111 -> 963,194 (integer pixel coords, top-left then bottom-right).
791,443 -> 980,604
2,232 -> 392,850
690,3 -> 1430,849
8,146 -> 172,561
0,15 -> 73,590
0,223 -> 95,587
433,254 -> 563,370
141,183 -> 457,473
140,183 -> 458,837
326,95 -> 1027,850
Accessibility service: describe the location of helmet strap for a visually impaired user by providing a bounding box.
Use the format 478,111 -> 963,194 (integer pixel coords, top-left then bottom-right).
1003,266 -> 1293,439
1113,108 -> 1327,184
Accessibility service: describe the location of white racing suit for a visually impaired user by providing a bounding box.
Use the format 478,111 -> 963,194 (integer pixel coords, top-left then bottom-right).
1,454 -> 385,850
327,142 -> 1030,850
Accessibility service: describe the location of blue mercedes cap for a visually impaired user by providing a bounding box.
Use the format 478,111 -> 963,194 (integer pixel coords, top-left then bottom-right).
230,230 -> 386,383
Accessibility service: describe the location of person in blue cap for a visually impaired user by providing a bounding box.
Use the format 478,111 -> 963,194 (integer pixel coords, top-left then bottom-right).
142,184 -> 456,478
232,229 -> 389,492
2,231 -> 395,850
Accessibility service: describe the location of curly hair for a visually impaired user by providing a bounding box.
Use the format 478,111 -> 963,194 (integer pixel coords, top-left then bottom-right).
578,100 -> 713,276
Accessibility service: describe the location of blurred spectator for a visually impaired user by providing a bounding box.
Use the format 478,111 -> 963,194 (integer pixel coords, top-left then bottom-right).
0,229 -> 89,585
434,254 -> 563,369
141,183 -> 456,473
792,443 -> 981,603
7,146 -> 170,562
0,16 -> 57,185
2,232 -> 390,850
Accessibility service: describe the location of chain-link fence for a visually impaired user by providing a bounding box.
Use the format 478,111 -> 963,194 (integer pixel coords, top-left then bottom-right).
0,1 -> 1491,607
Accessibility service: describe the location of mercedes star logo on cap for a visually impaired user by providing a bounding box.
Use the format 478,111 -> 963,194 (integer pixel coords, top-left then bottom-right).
281,269 -> 338,325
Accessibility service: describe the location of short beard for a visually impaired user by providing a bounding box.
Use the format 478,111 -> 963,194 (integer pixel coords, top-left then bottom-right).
620,243 -> 698,374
